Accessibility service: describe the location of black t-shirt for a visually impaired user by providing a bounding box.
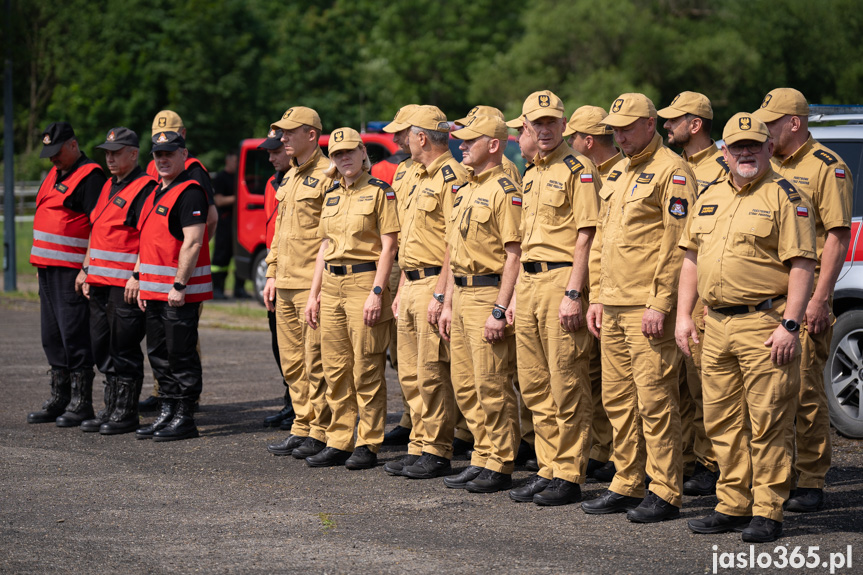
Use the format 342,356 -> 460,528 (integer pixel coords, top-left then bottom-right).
102,167 -> 159,228
212,169 -> 237,217
186,153 -> 216,206
60,152 -> 107,216
135,171 -> 208,241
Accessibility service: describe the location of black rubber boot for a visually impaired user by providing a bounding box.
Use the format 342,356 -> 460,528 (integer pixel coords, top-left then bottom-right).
55,369 -> 95,427
263,387 -> 295,428
27,368 -> 71,424
153,399 -> 199,442
100,378 -> 141,435
136,399 -> 177,439
81,376 -> 117,432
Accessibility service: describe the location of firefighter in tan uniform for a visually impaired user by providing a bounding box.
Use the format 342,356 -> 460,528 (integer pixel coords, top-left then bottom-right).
754,88 -> 853,513
680,112 -> 817,543
380,105 -> 421,447
263,107 -> 332,459
564,105 -> 622,482
455,105 -> 522,186
303,128 -> 399,469
438,114 -> 523,493
389,106 -> 469,479
582,93 -> 696,523
657,91 -> 727,496
504,91 -> 601,506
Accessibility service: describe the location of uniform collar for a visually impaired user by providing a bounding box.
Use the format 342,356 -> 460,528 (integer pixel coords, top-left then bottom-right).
417,150 -> 455,178
780,134 -> 814,166
473,164 -> 506,185
112,165 -> 143,186
628,132 -> 663,168
292,146 -> 323,174
598,151 -> 623,174
724,165 -> 775,195
534,141 -> 574,168
339,171 -> 371,192
684,141 -> 718,165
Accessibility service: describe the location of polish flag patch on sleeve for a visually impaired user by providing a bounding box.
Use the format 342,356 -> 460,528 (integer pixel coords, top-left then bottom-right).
835,168 -> 846,179
192,210 -> 201,216
797,206 -> 809,218
673,175 -> 687,185
385,190 -> 396,201
580,173 -> 593,183
512,196 -> 522,206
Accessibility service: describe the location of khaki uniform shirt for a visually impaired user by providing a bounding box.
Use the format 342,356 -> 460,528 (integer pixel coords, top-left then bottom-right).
392,158 -> 420,204
597,151 -> 624,183
684,142 -> 728,195
521,142 -> 600,264
502,155 -> 522,187
680,169 -> 817,307
448,165 -> 522,276
771,136 -> 853,287
590,132 -> 697,313
266,147 -> 332,289
399,151 -> 469,270
318,172 -> 400,263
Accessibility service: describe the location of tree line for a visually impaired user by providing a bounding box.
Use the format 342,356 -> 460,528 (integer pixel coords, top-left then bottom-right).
2,0 -> 861,178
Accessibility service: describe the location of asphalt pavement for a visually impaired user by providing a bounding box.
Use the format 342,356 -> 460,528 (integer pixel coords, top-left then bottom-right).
1,297 -> 861,574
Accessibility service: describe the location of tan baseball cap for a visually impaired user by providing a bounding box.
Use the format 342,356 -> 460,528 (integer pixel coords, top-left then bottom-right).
563,105 -> 613,137
327,127 -> 363,154
602,93 -> 658,127
521,90 -> 566,122
752,88 -> 809,122
657,91 -> 713,120
405,105 -> 450,133
383,104 -> 419,133
722,112 -> 770,146
505,115 -> 524,129
271,106 -> 323,131
451,115 -> 508,141
455,105 -> 505,127
152,110 -> 184,134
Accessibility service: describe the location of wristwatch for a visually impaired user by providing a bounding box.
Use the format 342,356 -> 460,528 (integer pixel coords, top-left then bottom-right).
132,271 -> 140,281
781,318 -> 800,332
372,285 -> 383,295
81,265 -> 89,275
173,282 -> 187,291
433,292 -> 445,304
564,289 -> 581,301
491,307 -> 506,321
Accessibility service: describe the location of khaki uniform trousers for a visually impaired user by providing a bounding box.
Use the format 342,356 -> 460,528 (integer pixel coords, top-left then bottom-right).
601,305 -> 682,507
388,261 -> 413,429
588,340 -> 613,462
452,284 -> 519,473
702,307 -> 799,521
320,271 -> 391,452
794,322 -> 832,488
276,288 -> 329,442
516,268 -> 593,483
397,275 -> 454,458
679,301 -> 718,474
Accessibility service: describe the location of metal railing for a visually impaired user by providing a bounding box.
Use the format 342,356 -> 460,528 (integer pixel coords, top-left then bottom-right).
0,182 -> 40,214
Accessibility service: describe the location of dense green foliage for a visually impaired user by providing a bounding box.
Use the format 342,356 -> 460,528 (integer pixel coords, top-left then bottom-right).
2,0 -> 862,177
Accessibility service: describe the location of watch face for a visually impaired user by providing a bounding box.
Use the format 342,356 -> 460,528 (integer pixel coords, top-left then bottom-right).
373,286 -> 382,295
492,308 -> 505,320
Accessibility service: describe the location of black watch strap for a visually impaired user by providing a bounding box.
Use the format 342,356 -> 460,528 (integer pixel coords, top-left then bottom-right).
173,282 -> 187,291
132,271 -> 140,281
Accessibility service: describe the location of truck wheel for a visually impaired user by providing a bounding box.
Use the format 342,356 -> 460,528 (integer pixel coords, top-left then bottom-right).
824,309 -> 863,438
252,250 -> 268,307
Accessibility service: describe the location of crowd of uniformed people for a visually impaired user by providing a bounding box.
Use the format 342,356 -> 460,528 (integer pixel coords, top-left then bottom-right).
27,85 -> 851,545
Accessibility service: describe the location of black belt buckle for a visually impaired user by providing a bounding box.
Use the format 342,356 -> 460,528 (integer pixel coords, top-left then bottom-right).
405,266 -> 441,281
454,274 -> 500,287
327,264 -> 348,275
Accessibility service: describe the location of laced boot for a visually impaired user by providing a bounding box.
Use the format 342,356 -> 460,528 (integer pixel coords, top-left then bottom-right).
27,368 -> 71,423
136,399 -> 177,439
153,399 -> 199,442
100,378 -> 141,435
56,369 -> 95,427
81,376 -> 117,432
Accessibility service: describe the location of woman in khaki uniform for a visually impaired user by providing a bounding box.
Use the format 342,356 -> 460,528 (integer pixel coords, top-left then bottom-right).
305,128 -> 400,470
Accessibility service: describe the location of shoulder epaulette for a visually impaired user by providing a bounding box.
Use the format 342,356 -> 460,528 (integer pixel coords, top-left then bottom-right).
523,163 -> 535,176
716,156 -> 729,172
777,179 -> 801,203
368,177 -> 389,189
498,177 -> 517,193
699,176 -> 723,198
441,165 -> 457,183
325,182 -> 341,194
813,149 -> 837,165
563,155 -> 584,174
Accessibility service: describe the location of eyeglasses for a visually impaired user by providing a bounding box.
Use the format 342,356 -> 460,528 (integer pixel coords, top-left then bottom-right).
727,142 -> 764,155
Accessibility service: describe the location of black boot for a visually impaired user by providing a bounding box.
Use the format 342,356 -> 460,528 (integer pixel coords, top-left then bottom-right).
100,378 -> 141,435
136,399 -> 177,439
81,376 -> 117,432
55,369 -> 95,427
153,399 -> 199,442
263,387 -> 295,428
383,425 -> 411,445
27,368 -> 71,424
233,276 -> 251,299
212,272 -> 228,300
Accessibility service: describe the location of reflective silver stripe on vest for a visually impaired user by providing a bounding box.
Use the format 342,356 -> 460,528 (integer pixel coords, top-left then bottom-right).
33,229 -> 89,248
89,248 -> 137,264
139,281 -> 212,295
140,263 -> 211,277
88,265 -> 133,280
30,246 -> 86,263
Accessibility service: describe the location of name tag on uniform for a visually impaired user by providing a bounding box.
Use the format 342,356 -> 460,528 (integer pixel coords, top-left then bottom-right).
698,204 -> 717,216
113,197 -> 127,208
326,196 -> 340,207
156,205 -> 168,216
55,183 -> 69,193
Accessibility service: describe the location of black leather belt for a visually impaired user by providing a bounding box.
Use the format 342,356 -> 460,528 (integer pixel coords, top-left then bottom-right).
454,274 -> 500,287
404,266 -> 442,281
712,296 -> 785,316
522,261 -> 572,274
325,262 -> 377,276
